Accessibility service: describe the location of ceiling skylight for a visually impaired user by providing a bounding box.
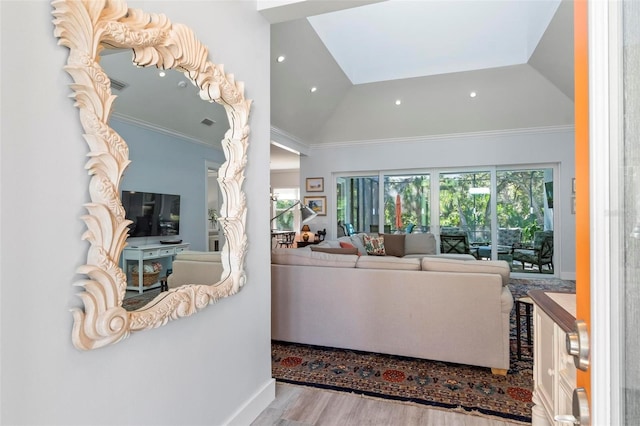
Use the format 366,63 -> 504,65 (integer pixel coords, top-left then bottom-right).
308,0 -> 561,85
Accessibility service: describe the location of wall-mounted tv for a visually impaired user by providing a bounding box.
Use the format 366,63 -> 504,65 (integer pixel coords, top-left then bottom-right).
121,191 -> 181,238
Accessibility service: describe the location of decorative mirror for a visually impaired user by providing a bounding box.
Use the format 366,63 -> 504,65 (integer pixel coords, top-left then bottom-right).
52,0 -> 250,350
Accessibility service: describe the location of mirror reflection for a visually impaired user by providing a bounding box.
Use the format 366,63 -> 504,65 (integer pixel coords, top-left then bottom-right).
100,50 -> 230,311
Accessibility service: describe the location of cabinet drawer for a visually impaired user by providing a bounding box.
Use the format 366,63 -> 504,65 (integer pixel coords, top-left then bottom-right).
175,246 -> 186,254
159,248 -> 175,256
142,249 -> 159,258
556,329 -> 577,386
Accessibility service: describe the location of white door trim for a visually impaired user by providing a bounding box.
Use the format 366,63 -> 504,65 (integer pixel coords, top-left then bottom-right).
589,1 -> 621,424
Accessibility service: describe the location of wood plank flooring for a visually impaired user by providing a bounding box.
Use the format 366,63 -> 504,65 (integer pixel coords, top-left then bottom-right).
251,383 -> 527,426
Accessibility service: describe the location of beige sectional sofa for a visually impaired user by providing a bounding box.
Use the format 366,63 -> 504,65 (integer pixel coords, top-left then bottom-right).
167,251 -> 223,289
271,239 -> 514,374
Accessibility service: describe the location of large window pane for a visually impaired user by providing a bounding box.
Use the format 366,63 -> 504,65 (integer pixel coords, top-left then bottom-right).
497,168 -> 554,274
336,176 -> 378,234
383,174 -> 430,233
439,171 -> 491,243
496,169 -> 553,245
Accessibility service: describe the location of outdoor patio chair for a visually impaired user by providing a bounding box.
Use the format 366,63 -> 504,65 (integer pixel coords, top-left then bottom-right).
440,234 -> 477,257
344,223 -> 356,236
498,228 -> 522,249
512,231 -> 554,272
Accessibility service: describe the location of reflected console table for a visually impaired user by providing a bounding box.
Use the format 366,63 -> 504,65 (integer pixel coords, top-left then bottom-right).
121,242 -> 190,293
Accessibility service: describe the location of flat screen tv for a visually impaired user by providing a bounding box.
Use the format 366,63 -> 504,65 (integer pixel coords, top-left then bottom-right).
121,191 -> 181,238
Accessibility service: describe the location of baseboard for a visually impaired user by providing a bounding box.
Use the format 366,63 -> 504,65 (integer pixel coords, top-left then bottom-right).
224,377 -> 276,426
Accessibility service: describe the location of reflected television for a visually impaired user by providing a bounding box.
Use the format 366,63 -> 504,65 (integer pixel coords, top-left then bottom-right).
121,191 -> 181,237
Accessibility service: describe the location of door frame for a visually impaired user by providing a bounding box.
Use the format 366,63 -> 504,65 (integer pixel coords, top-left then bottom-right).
586,1 -> 624,424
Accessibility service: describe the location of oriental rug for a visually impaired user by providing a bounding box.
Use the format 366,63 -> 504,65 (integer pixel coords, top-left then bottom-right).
271,277 -> 575,424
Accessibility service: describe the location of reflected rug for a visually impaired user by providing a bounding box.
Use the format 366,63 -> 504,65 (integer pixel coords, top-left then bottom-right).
271,278 -> 575,424
122,288 -> 162,311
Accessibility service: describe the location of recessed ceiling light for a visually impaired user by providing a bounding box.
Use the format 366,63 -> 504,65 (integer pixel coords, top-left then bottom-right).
158,71 -> 166,77
469,91 -> 477,98
276,55 -> 285,63
310,87 -> 317,93
395,99 -> 402,106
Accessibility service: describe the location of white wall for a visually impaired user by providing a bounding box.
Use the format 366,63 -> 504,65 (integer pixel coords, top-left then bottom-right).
300,126 -> 576,278
0,1 -> 273,425
271,169 -> 300,189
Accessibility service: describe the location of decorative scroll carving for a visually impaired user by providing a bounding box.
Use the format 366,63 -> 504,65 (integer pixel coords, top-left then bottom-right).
52,0 -> 250,349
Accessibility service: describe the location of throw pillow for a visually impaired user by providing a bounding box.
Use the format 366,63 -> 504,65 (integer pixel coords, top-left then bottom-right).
310,246 -> 359,255
363,234 -> 386,256
381,233 -> 405,257
339,241 -> 356,249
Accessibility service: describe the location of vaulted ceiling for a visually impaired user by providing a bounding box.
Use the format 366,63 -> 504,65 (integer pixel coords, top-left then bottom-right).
268,0 -> 574,168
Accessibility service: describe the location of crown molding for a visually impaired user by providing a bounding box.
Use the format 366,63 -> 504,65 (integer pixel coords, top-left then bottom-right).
111,112 -> 223,151
270,126 -> 310,156
309,125 -> 575,150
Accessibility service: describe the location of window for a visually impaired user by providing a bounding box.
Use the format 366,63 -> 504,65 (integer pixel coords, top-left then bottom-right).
383,174 -> 430,233
336,175 -> 378,234
496,168 -> 554,245
271,188 -> 299,231
439,171 -> 491,243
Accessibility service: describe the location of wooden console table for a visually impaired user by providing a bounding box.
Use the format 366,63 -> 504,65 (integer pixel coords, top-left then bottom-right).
121,242 -> 190,293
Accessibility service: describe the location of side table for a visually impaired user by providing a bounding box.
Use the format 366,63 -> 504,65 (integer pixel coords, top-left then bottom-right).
515,296 -> 534,359
297,241 -> 319,248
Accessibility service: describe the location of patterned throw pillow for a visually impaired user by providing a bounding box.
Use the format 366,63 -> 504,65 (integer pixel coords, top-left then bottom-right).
363,234 -> 386,256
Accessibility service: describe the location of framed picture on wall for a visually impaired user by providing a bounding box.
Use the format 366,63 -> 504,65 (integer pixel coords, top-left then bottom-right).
304,196 -> 327,216
305,177 -> 324,192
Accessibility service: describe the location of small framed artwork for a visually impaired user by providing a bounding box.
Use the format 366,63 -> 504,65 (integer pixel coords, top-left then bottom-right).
304,196 -> 327,216
306,177 -> 324,192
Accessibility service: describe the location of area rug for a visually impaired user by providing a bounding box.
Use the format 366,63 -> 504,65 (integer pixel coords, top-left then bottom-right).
122,288 -> 163,311
271,277 -> 575,424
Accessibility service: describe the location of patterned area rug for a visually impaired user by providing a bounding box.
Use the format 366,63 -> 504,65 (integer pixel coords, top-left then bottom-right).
272,277 -> 575,424
122,288 -> 163,311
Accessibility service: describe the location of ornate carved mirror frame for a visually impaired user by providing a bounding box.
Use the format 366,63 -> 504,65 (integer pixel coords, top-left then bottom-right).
52,0 -> 250,350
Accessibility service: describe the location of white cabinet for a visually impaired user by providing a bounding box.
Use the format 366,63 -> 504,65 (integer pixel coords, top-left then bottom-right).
529,291 -> 577,426
120,243 -> 190,293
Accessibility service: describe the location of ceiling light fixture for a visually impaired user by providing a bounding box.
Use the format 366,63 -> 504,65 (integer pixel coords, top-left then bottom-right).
395,99 -> 402,106
310,87 -> 317,93
158,71 -> 166,77
276,55 -> 285,63
469,91 -> 477,98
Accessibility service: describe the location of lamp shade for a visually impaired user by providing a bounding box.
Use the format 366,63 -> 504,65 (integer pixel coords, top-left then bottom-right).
301,224 -> 311,232
300,203 -> 317,223
270,200 -> 318,225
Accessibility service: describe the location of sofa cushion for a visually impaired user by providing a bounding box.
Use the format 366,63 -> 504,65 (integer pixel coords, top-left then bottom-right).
175,251 -> 221,262
271,248 -> 358,268
311,246 -> 359,255
349,233 -> 369,256
356,256 -> 421,271
363,234 -> 386,256
421,257 -> 510,286
381,233 -> 405,257
405,233 -> 437,255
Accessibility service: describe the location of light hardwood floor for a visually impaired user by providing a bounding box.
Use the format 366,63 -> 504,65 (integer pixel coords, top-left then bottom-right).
251,383 -> 527,426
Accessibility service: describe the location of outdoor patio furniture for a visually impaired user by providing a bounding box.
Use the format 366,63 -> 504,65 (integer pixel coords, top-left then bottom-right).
440,234 -> 478,258
513,231 -> 554,272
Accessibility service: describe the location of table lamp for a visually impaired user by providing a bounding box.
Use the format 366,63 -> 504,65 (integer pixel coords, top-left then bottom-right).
301,224 -> 311,241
